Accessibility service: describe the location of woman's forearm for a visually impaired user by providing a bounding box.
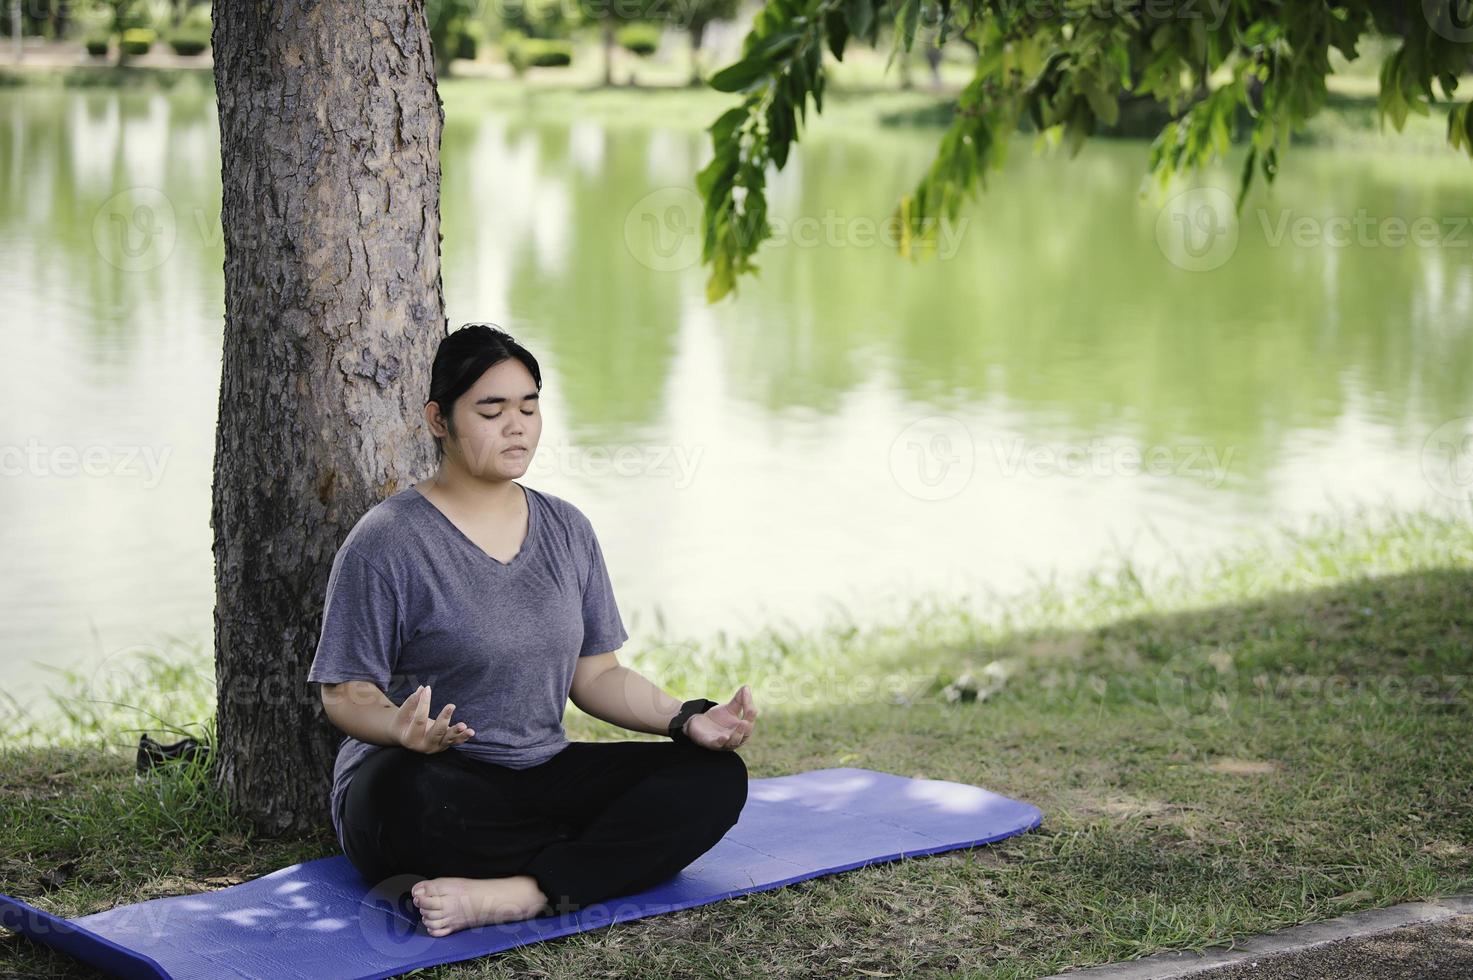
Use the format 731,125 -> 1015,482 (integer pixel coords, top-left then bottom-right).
574,665 -> 684,736
320,680 -> 403,747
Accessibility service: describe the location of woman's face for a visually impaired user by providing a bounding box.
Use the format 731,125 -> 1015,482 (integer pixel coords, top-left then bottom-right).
440,357 -> 541,479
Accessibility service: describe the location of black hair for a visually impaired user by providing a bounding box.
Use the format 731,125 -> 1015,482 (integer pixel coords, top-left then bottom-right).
425,323 -> 543,463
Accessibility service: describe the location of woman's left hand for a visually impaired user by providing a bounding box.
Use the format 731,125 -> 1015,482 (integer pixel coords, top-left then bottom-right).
685,684 -> 758,750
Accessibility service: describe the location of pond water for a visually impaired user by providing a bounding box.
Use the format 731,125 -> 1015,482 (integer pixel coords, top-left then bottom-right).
3,79 -> 1471,700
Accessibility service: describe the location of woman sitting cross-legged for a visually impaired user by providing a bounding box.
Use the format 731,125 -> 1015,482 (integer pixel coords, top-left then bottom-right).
308,323 -> 758,937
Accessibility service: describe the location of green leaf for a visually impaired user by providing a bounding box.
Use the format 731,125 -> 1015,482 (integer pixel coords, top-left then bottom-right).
894,0 -> 920,54
1081,75 -> 1118,127
709,57 -> 770,92
707,106 -> 747,143
845,0 -> 874,44
1236,145 -> 1257,209
824,8 -> 849,60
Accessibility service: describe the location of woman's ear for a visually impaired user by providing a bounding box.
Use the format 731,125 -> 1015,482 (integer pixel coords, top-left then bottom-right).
423,401 -> 448,439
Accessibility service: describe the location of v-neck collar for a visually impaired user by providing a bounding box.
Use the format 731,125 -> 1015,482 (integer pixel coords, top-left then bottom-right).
410,482 -> 538,569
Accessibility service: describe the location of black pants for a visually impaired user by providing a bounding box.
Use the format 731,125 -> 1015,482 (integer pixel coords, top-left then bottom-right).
339,739 -> 748,916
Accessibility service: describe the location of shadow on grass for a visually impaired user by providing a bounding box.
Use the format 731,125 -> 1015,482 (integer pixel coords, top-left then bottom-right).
2,566 -> 1470,978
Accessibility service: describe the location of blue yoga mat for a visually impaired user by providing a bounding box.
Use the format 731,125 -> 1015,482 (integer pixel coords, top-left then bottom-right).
1,766 -> 1042,979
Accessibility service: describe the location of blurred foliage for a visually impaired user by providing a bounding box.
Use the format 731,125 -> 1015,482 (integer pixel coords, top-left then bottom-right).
426,0 -> 485,75
505,30 -> 576,73
499,0 -> 582,41
617,21 -> 663,56
119,25 -> 155,55
695,0 -> 1473,302
165,27 -> 209,55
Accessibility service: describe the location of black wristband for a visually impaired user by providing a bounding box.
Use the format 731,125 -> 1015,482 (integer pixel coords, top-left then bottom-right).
667,698 -> 719,744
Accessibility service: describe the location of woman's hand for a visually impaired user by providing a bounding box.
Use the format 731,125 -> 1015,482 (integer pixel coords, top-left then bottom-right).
684,684 -> 758,751
394,685 -> 475,754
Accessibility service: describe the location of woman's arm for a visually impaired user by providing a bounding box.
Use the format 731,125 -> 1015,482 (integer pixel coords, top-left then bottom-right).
573,656 -> 758,749
320,681 -> 475,753
571,661 -> 686,737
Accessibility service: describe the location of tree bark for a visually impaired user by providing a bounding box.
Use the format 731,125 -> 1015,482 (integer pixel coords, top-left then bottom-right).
210,0 -> 446,835
603,19 -> 615,87
687,20 -> 706,87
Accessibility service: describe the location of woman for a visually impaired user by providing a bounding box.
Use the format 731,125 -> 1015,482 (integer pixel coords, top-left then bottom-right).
307,323 -> 758,937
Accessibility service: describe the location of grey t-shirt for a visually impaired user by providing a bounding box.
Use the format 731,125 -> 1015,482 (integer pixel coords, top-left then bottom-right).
306,482 -> 630,849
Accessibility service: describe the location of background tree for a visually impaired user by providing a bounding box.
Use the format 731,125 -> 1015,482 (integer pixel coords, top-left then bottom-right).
580,0 -> 662,85
683,0 -> 742,85
426,0 -> 484,77
696,0 -> 1473,301
93,0 -> 142,65
499,0 -> 579,43
210,0 -> 446,834
616,21 -> 661,84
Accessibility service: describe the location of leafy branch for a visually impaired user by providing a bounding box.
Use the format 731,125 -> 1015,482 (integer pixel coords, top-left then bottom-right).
697,0 -> 1473,302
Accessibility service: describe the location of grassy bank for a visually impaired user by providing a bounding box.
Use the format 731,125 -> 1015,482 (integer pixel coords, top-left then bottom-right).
3,503 -> 1471,978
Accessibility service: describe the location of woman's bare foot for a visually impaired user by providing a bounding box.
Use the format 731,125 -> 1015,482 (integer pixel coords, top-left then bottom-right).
410,874 -> 550,937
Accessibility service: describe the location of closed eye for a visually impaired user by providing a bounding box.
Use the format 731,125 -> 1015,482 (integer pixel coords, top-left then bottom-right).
480,410 -> 536,419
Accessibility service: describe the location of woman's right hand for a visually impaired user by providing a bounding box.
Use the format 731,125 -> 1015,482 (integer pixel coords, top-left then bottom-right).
394,685 -> 475,753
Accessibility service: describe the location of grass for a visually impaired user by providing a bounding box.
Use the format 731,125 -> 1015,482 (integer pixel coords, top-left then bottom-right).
2,502 -> 1471,977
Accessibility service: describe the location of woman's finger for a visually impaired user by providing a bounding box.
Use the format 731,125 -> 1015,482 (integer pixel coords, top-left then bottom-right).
431,704 -> 455,741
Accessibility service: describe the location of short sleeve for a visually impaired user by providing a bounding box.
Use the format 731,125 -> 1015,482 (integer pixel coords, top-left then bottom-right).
307,545 -> 402,689
579,526 -> 629,657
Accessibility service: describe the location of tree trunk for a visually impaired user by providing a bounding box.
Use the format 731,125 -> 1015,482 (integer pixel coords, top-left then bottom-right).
602,19 -> 615,87
687,20 -> 705,87
210,0 -> 446,835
